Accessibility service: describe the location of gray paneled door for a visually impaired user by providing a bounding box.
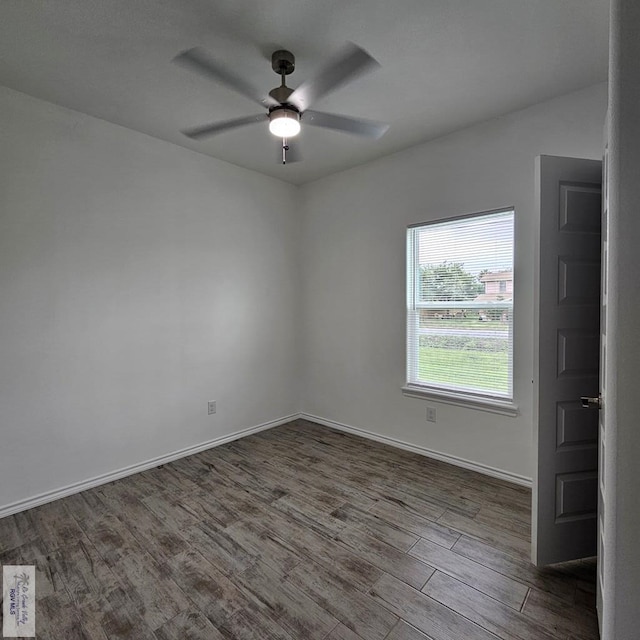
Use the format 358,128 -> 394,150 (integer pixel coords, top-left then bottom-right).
533,155 -> 603,567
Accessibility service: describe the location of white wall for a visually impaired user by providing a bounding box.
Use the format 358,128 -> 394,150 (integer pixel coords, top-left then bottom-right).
0,79 -> 609,515
0,87 -> 300,512
300,83 -> 607,481
602,0 -> 640,636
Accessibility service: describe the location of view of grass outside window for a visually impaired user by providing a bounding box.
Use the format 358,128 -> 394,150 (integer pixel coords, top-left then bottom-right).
406,209 -> 514,400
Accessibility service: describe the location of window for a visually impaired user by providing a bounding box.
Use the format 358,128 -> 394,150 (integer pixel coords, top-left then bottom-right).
405,208 -> 515,410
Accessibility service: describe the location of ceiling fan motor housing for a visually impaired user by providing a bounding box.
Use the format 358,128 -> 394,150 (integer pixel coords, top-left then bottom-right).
269,84 -> 294,103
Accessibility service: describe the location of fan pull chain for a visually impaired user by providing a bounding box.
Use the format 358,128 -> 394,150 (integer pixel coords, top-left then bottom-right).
282,138 -> 289,164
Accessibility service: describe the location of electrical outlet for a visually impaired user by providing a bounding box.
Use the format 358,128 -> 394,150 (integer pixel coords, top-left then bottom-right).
426,406 -> 437,422
208,400 -> 217,415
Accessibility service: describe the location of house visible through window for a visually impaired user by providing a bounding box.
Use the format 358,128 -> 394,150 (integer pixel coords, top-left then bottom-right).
406,208 -> 515,402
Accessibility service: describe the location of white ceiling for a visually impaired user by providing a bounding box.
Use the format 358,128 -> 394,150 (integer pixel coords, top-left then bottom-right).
0,0 -> 609,185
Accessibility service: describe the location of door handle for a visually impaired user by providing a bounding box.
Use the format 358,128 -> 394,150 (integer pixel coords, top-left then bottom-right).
581,395 -> 602,409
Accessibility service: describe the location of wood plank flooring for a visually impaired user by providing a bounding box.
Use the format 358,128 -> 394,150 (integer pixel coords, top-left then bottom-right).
0,419 -> 599,639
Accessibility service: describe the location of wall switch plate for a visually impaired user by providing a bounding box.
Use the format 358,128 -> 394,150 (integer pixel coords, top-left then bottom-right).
208,401 -> 217,415
426,406 -> 437,422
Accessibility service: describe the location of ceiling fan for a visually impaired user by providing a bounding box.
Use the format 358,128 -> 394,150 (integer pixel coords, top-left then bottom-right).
173,43 -> 389,164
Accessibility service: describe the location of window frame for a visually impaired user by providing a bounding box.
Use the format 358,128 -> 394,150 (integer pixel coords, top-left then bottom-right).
403,207 -> 518,416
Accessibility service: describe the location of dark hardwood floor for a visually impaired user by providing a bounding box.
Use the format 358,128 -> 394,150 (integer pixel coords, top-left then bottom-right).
0,419 -> 599,639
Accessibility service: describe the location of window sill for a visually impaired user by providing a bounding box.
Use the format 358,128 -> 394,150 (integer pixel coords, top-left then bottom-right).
402,385 -> 519,416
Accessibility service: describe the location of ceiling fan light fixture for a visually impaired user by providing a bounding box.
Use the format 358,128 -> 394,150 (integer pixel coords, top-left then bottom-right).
268,107 -> 301,138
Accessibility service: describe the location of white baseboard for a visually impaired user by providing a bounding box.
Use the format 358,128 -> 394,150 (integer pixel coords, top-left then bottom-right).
1,411 -> 530,519
300,413 -> 532,488
0,413 -> 301,519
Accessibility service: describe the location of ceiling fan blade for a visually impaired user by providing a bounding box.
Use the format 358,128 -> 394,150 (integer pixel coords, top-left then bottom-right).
303,110 -> 389,139
174,47 -> 279,108
277,139 -> 302,164
182,114 -> 266,140
288,42 -> 380,111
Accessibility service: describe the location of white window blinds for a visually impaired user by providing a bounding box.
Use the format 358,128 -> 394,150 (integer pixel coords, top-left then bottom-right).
407,209 -> 515,400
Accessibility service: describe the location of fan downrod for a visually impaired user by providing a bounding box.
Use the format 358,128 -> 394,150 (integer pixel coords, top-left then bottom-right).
269,50 -> 296,103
